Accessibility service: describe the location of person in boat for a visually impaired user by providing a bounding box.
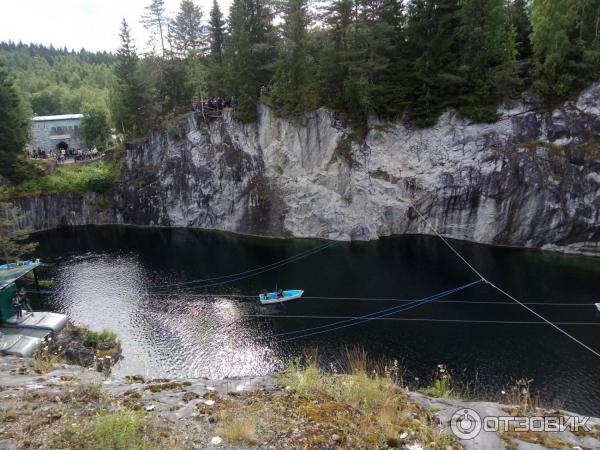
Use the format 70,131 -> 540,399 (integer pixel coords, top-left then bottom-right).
261,289 -> 269,300
18,289 -> 34,316
277,288 -> 284,298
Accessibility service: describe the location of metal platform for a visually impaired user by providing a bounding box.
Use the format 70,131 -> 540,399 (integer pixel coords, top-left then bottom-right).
0,260 -> 40,291
3,311 -> 68,333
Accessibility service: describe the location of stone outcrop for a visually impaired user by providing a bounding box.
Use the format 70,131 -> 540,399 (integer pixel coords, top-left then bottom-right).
15,83 -> 600,255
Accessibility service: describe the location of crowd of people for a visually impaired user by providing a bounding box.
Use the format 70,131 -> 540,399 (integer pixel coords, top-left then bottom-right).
11,288 -> 34,320
192,97 -> 235,113
192,86 -> 272,113
30,146 -> 101,163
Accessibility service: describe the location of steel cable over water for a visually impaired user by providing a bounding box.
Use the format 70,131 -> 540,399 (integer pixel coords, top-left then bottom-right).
241,315 -> 600,325
264,280 -> 482,341
150,241 -> 336,292
404,197 -> 600,359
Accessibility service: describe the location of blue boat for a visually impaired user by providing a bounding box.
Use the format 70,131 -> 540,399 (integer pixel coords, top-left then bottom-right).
259,289 -> 304,305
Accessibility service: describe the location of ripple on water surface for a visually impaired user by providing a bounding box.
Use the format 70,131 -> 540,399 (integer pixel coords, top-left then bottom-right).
31,225 -> 600,416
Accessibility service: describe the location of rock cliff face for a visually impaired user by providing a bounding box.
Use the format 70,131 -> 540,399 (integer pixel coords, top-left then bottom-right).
16,83 -> 600,255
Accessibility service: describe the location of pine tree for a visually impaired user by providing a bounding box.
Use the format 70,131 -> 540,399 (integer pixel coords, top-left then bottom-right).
109,19 -> 149,137
0,62 -> 30,182
223,0 -> 275,121
404,0 -> 462,126
455,0 -> 519,121
208,0 -> 226,63
365,0 -> 408,119
269,0 -> 317,118
207,0 -> 226,97
509,0 -> 533,60
170,0 -> 205,57
317,0 -> 353,112
142,0 -> 168,57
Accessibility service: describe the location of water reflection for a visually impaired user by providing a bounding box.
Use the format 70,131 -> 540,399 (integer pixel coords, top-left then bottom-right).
31,225 -> 600,415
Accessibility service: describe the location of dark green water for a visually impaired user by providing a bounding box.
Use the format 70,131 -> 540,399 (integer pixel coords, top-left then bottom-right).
30,225 -> 600,415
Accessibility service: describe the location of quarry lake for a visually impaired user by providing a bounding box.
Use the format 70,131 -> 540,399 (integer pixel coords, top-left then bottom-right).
30,225 -> 600,415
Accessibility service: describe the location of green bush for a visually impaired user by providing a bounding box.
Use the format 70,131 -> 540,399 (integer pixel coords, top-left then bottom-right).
11,159 -> 119,197
83,329 -> 118,349
62,410 -> 150,450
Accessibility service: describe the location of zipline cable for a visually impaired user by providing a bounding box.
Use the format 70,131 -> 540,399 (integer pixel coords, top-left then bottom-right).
485,281 -> 600,358
275,280 -> 482,342
267,280 -> 480,338
405,198 -> 600,359
151,241 -> 335,292
27,289 -> 597,307
240,314 -> 600,325
148,241 -> 335,289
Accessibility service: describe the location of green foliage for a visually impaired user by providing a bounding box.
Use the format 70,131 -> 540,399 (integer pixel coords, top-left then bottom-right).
419,364 -> 459,399
6,0 -> 600,148
170,0 -> 204,57
101,0 -> 600,129
209,0 -> 225,63
269,0 -> 317,118
82,108 -> 111,149
206,0 -> 226,97
0,41 -> 114,117
83,329 -> 119,349
0,61 -> 31,182
142,0 -> 168,58
110,19 -> 150,137
223,0 -> 277,122
0,185 -> 37,264
12,160 -> 119,197
62,410 -> 150,450
531,0 -> 600,98
509,0 -> 533,60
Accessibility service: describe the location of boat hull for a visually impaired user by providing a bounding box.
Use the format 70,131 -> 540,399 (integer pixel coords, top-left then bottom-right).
259,290 -> 304,305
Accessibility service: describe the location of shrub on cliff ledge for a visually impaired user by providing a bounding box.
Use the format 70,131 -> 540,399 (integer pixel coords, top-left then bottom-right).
11,159 -> 119,197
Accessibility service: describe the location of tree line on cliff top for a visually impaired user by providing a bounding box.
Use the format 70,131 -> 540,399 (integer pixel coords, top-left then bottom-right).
111,0 -> 600,138
1,0 -> 600,179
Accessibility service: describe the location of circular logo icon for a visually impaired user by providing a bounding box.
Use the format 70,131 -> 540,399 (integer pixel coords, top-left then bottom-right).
450,408 -> 482,440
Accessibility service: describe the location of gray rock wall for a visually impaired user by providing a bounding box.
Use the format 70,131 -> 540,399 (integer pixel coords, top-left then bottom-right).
15,83 -> 600,255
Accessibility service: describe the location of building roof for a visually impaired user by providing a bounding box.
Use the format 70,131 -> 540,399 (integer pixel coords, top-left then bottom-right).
0,260 -> 40,291
49,134 -> 72,140
32,114 -> 83,122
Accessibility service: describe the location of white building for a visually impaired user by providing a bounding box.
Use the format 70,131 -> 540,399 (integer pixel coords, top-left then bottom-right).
28,114 -> 84,154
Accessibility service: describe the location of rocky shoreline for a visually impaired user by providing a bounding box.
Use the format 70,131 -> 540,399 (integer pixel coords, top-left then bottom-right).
1,352 -> 599,449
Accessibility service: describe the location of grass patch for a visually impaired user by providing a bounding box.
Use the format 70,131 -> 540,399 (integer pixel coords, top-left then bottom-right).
33,351 -> 62,374
11,159 -> 119,197
220,417 -> 258,445
501,427 -> 568,449
62,410 -> 152,450
419,364 -> 460,399
277,348 -> 459,449
0,408 -> 17,422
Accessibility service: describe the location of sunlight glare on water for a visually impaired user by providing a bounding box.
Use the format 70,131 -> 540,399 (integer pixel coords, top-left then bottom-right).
31,225 -> 600,415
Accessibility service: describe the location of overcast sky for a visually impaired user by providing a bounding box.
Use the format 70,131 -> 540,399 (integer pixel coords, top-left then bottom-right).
0,0 -> 231,53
